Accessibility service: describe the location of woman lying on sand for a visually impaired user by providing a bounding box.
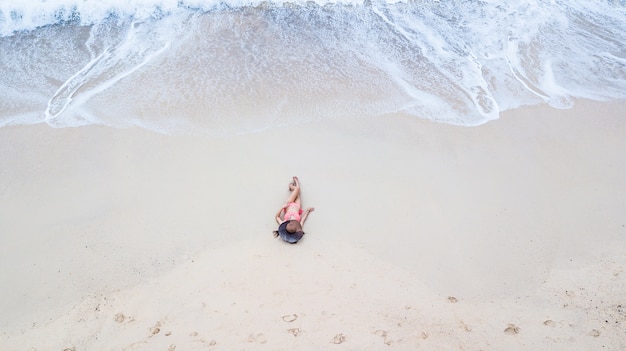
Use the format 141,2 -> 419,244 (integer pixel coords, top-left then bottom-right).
274,176 -> 314,244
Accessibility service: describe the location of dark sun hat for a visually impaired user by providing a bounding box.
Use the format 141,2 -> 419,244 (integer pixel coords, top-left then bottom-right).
277,220 -> 304,244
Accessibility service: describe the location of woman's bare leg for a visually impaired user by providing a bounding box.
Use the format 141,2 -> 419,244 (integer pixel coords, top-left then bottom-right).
294,190 -> 301,207
285,177 -> 302,208
288,176 -> 300,190
285,184 -> 300,204
292,176 -> 301,206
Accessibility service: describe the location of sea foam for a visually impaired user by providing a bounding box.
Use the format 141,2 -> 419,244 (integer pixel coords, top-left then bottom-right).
1,0 -> 625,134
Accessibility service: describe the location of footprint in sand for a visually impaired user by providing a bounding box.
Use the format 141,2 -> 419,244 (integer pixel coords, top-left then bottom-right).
288,328 -> 301,337
588,329 -> 601,337
114,313 -> 126,323
374,330 -> 393,345
248,333 -> 267,344
459,320 -> 472,332
331,334 -> 346,344
114,313 -> 135,324
504,324 -> 520,335
282,314 -> 298,322
149,321 -> 161,336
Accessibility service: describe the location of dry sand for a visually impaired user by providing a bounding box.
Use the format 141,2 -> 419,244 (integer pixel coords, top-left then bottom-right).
0,100 -> 625,350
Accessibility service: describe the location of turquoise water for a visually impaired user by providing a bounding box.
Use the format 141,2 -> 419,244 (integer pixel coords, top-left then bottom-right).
1,0 -> 625,134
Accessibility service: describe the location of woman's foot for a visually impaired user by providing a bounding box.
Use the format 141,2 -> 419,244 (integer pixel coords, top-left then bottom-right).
288,176 -> 300,190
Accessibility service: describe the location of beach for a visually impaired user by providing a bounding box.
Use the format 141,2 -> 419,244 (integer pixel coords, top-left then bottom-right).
1,99 -> 624,350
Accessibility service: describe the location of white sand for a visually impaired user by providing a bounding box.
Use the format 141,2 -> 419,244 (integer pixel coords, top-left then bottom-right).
0,100 -> 625,350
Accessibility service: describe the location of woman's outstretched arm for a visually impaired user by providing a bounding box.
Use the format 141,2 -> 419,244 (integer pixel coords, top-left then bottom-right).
275,205 -> 287,224
300,207 -> 315,226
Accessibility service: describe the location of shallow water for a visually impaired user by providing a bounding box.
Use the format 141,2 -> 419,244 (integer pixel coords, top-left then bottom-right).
1,0 -> 625,134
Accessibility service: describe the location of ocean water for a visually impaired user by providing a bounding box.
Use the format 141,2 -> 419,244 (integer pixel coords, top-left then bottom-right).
1,0 -> 625,135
